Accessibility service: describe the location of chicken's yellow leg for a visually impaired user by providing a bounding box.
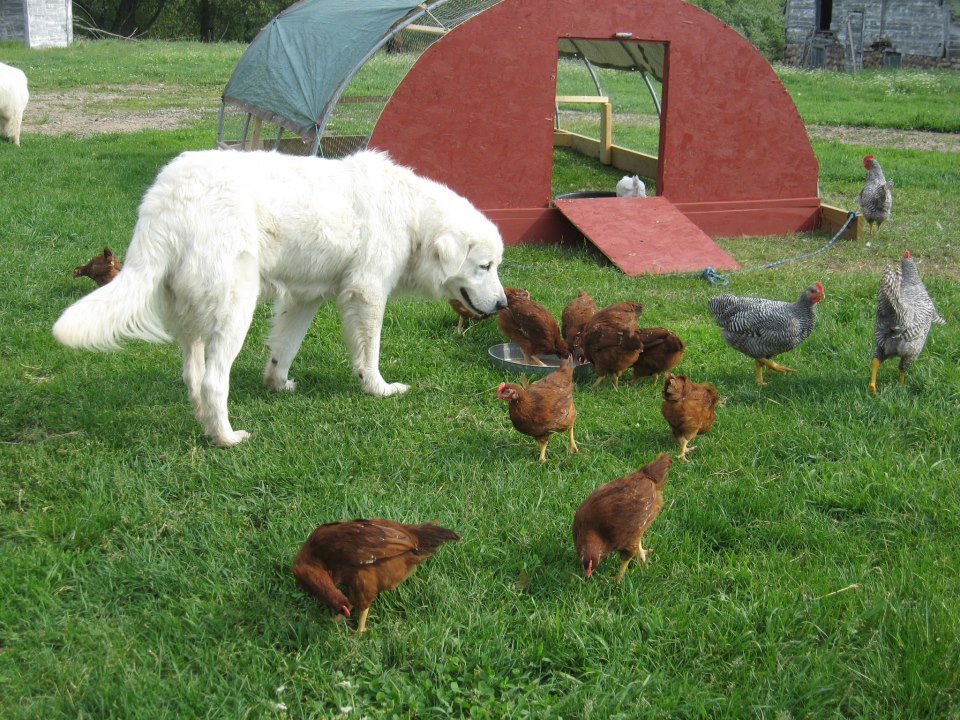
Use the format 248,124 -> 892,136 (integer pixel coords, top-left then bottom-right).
898,368 -> 906,385
615,557 -> 632,582
754,359 -> 766,386
869,357 -> 881,393
677,436 -> 696,462
537,438 -> 549,462
759,357 -> 796,373
567,427 -> 579,454
357,607 -> 370,633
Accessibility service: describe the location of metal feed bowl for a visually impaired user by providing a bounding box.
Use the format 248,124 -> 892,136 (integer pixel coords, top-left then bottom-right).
488,343 -> 592,380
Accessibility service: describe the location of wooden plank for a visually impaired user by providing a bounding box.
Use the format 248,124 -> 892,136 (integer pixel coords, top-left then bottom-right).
404,24 -> 447,36
555,95 -> 610,104
554,196 -> 741,275
608,146 -> 657,179
554,131 -> 659,180
820,203 -> 862,240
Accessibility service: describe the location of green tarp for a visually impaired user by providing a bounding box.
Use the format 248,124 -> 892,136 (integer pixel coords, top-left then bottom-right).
222,0 -> 425,140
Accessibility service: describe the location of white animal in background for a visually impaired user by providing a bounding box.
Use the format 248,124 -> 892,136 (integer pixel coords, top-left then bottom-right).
53,149 -> 508,447
0,61 -> 29,146
616,175 -> 646,198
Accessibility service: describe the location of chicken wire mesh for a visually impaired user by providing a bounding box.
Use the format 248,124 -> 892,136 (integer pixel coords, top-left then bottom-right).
217,0 -> 500,157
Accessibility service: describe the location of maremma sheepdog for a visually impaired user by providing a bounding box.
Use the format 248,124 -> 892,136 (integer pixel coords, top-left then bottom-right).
53,149 -> 508,447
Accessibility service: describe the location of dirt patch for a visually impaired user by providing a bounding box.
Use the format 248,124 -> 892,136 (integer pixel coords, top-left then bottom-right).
24,86 -> 208,137
806,124 -> 960,153
23,87 -> 960,153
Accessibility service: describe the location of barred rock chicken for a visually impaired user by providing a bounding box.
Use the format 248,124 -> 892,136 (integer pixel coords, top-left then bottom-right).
580,301 -> 645,388
869,251 -> 945,393
572,453 -> 671,581
73,246 -> 122,287
857,154 -> 893,242
497,287 -> 567,364
449,287 -> 527,335
561,289 -> 597,358
632,327 -> 686,385
661,373 -> 719,462
293,518 -> 460,632
496,356 -> 577,462
708,283 -> 825,386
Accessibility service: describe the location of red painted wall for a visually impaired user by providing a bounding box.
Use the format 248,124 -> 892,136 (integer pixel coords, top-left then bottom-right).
370,0 -> 820,239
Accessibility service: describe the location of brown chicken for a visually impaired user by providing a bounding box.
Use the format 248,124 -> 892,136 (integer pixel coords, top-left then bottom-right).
449,288 -> 527,335
572,452 -> 671,581
561,289 -> 597,358
660,373 -> 719,462
293,518 -> 460,632
580,301 -> 645,388
497,287 -> 568,365
496,356 -> 577,462
73,246 -> 122,286
632,327 -> 686,385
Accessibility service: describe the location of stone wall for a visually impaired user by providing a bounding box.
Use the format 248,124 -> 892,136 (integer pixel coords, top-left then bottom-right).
784,0 -> 954,69
0,0 -> 72,47
0,0 -> 27,43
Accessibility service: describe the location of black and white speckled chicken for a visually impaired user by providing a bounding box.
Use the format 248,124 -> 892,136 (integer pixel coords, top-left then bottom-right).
869,251 -> 945,393
708,283 -> 825,386
856,154 -> 893,242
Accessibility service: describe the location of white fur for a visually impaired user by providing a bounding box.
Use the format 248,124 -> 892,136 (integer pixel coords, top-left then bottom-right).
0,62 -> 28,146
53,149 -> 507,447
615,175 -> 646,198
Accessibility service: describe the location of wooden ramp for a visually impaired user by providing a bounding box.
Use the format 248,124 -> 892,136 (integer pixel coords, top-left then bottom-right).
554,196 -> 741,276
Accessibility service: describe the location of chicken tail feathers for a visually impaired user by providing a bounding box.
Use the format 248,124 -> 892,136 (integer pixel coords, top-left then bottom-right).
413,523 -> 461,554
641,452 -> 672,488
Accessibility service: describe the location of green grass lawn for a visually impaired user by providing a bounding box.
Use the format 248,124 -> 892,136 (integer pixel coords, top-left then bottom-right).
1,41 -> 959,719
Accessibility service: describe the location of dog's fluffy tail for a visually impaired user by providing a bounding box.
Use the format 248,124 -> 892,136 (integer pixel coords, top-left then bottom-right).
53,229 -> 172,351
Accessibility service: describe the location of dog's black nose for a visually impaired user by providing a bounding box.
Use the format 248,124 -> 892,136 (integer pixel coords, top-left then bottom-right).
495,298 -> 508,311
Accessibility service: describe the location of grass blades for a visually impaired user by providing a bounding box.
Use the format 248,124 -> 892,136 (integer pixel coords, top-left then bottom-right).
1,41 -> 959,719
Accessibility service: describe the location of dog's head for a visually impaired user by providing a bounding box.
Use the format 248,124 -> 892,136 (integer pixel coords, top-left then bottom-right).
412,206 -> 507,315
435,226 -> 508,316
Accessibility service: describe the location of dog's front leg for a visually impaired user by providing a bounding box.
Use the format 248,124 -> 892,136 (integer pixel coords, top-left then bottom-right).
337,288 -> 409,397
264,297 -> 323,392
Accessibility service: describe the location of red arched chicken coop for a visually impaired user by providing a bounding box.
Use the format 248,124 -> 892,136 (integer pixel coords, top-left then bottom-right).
220,0 -> 853,275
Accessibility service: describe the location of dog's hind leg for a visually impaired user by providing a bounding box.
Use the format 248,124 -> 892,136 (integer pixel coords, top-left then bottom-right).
180,334 -> 204,415
263,297 -> 322,392
337,288 -> 409,397
196,270 -> 259,447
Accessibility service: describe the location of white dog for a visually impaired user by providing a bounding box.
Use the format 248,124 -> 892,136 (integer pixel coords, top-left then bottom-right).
53,150 -> 508,447
615,175 -> 646,198
0,61 -> 29,146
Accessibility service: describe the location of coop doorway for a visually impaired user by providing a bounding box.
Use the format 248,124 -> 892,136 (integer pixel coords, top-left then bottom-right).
552,38 -> 666,199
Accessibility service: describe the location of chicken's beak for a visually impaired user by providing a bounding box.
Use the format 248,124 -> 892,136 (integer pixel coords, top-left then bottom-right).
584,559 -> 593,579
340,604 -> 351,617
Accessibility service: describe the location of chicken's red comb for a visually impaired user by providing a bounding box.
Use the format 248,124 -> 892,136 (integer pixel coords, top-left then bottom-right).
815,281 -> 825,294
903,250 -> 911,259
864,154 -> 874,161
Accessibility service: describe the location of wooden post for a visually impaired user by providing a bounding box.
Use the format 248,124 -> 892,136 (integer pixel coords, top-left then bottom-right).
600,100 -> 612,165
249,116 -> 263,151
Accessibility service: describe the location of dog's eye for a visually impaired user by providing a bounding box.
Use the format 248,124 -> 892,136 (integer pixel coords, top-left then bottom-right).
480,262 -> 492,271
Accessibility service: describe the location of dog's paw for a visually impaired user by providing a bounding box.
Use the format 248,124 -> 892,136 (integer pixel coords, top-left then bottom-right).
363,380 -> 410,397
211,430 -> 251,448
264,375 -> 296,392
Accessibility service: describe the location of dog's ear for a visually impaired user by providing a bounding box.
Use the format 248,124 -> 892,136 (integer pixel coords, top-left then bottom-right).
434,233 -> 469,278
